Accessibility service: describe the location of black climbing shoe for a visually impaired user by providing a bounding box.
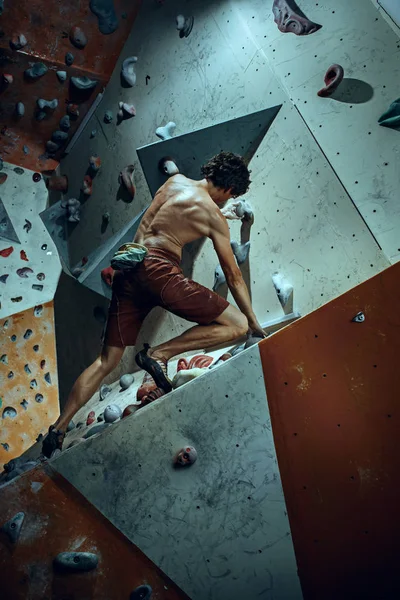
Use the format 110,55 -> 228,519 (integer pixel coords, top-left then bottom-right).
42,425 -> 65,458
135,343 -> 172,393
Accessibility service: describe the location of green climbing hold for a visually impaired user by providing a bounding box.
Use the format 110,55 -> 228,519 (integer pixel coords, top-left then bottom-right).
378,99 -> 400,131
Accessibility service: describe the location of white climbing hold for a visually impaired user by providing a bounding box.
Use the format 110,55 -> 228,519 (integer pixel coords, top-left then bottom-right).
120,373 -> 134,390
272,272 -> 294,315
155,121 -> 176,141
172,368 -> 208,389
121,56 -> 137,87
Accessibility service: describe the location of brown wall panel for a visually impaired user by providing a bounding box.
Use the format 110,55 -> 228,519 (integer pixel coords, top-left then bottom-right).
259,263 -> 400,600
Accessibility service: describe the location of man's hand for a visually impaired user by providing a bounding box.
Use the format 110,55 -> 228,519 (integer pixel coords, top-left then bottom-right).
247,317 -> 266,339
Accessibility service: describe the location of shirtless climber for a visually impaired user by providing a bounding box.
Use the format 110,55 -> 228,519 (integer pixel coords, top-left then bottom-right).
42,152 -> 265,457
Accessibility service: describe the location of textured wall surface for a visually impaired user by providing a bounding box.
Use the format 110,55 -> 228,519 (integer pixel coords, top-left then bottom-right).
53,345 -> 303,600
0,162 -> 61,319
56,0 -> 390,382
0,302 -> 59,462
259,263 -> 400,599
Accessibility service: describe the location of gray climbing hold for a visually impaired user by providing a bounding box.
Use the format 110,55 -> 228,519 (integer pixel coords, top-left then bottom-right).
10,33 -> 28,50
44,372 -> 52,385
69,26 -> 88,49
104,110 -> 113,123
102,211 -> 110,225
90,129 -> 97,138
56,70 -> 67,82
20,399 -> 28,410
46,141 -> 59,154
24,364 -> 31,373
231,240 -> 250,265
84,422 -> 110,438
121,56 -> 138,87
231,342 -> 246,357
59,115 -> 71,132
99,384 -> 111,401
35,394 -> 43,403
155,121 -> 176,141
0,275 -> 9,284
213,264 -> 226,291
23,219 -> 32,233
30,378 -> 37,388
2,407 -> 17,419
65,52 -> 74,66
61,198 -> 81,222
16,102 -> 25,117
0,354 -> 7,364
23,145 -> 29,155
37,98 -> 58,110
71,76 -> 97,90
36,111 -> 47,122
1,512 -> 25,543
176,14 -> 194,38
352,311 -> 365,323
32,284 -> 43,291
120,373 -> 134,390
7,371 -> 14,379
130,585 -> 153,600
24,329 -> 33,339
104,404 -> 122,423
33,344 -> 39,351
51,130 -> 68,143
34,304 -> 43,317
25,62 -> 48,79
54,552 -> 99,572
90,0 -> 118,35
175,446 -> 198,466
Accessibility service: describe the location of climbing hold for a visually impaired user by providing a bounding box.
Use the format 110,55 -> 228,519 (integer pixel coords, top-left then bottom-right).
272,272 -> 294,315
67,103 -> 79,117
352,311 -> 365,323
117,102 -> 136,123
119,165 -> 136,197
33,344 -> 39,352
35,394 -> 43,403
0,354 -> 7,363
244,332 -> 264,349
20,249 -> 28,261
176,15 -> 194,38
102,212 -> 110,227
122,405 -> 136,418
90,129 -> 97,138
54,552 -> 99,572
56,70 -> 67,82
2,74 -> 13,85
188,355 -> 214,369
44,373 -> 52,385
272,0 -> 321,35
86,410 -> 96,426
25,62 -> 48,79
121,56 -> 138,87
0,247 -> 14,258
33,172 -> 41,181
0,512 -> 25,543
20,400 -> 28,410
11,297 -> 23,303
51,131 -> 68,144
61,198 -> 81,222
2,407 -> 17,419
34,304 -> 43,317
173,368 -> 207,389
158,157 -> 180,176
0,173 -> 7,185
89,154 -> 102,173
10,33 -> 27,50
29,378 -> 37,388
66,420 -> 75,432
14,167 -> 24,175
101,266 -> 114,287
71,76 -> 97,90
104,110 -> 113,123
0,275 -> 9,283
231,240 -> 250,265
213,264 -> 226,291
32,284 -> 43,291
97,413 -> 104,422
104,404 -> 122,423
90,0 -> 118,35
24,364 -> 31,373
65,52 -> 74,66
317,64 -> 344,98
99,384 -> 112,401
37,98 -> 58,111
156,121 -> 176,140
36,111 -> 47,122
120,373 -> 134,390
69,26 -> 88,49
23,219 -> 32,233
59,115 -> 71,132
84,422 -> 110,438
1,443 -> 9,451
82,175 -> 93,196
11,335 -> 16,341
15,102 -> 25,117
130,585 -> 153,600
23,145 -> 29,155
379,98 -> 400,131
46,141 -> 60,154
174,446 -> 198,466
40,359 -> 46,369
7,371 -> 14,379
17,267 -> 33,278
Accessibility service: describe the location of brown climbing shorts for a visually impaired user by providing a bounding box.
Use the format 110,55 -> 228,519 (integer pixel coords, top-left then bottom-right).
104,247 -> 229,347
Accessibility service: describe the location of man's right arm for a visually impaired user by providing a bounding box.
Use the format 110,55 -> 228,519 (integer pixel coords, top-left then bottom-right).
210,214 -> 264,336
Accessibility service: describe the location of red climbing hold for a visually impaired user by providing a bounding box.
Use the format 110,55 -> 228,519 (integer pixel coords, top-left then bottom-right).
86,410 -> 95,426
0,247 -> 13,257
188,355 -> 214,369
101,266 -> 115,287
20,250 -> 28,261
122,405 -> 136,418
177,358 -> 189,372
0,173 -> 8,185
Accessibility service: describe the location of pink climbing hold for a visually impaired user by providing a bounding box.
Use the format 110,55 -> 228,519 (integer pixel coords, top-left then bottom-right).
89,155 -> 101,172
317,64 -> 345,98
2,74 -> 13,85
86,411 -> 96,426
272,0 -> 322,36
20,250 -> 28,261
101,266 -> 115,287
177,358 -> 189,372
0,247 -> 13,258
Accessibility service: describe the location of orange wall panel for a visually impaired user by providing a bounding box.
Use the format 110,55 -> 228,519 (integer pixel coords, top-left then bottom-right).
0,301 -> 59,462
259,263 -> 400,600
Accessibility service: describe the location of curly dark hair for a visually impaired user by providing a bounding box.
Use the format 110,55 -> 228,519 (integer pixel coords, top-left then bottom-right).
201,151 -> 251,198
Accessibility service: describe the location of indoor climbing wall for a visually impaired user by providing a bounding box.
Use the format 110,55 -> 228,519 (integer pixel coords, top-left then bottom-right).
259,262 -> 400,599
0,464 -> 189,600
0,0 -> 142,170
0,301 -> 59,463
0,161 -> 61,319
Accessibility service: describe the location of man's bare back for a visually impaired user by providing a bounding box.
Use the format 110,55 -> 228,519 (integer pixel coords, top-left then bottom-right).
135,174 -> 225,258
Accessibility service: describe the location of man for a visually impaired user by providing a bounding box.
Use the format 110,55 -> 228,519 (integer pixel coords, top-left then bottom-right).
42,152 -> 264,457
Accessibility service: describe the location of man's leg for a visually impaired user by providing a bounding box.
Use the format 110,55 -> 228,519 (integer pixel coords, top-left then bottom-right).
42,345 -> 124,457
